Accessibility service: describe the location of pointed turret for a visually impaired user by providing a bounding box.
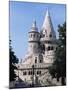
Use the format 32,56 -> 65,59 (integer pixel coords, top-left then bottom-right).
31,19 -> 38,32
42,10 -> 50,29
41,10 -> 56,40
40,10 -> 57,64
28,20 -> 40,54
28,20 -> 39,42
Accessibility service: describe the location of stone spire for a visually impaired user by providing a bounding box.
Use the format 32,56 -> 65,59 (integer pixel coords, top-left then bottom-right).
42,10 -> 50,28
31,19 -> 38,32
42,10 -> 56,39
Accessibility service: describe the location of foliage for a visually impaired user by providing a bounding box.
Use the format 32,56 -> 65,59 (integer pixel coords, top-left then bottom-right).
49,22 -> 66,85
9,40 -> 19,81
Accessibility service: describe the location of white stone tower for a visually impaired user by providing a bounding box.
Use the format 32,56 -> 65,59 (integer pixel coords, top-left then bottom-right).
40,10 -> 57,63
28,20 -> 41,64
28,20 -> 40,54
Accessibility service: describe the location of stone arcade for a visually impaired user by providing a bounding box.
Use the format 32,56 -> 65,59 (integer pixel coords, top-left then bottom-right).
15,10 -> 61,86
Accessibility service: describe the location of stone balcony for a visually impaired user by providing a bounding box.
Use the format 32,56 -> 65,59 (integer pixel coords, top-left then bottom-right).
16,63 -> 52,70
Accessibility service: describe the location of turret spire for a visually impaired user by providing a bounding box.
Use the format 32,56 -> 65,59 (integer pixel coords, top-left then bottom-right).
32,19 -> 36,27
42,9 -> 52,30
31,19 -> 38,31
42,9 -> 56,39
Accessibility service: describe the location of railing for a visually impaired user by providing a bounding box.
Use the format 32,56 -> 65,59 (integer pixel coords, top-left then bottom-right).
17,63 -> 52,70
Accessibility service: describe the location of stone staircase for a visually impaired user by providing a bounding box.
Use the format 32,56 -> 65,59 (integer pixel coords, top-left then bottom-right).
38,71 -> 57,86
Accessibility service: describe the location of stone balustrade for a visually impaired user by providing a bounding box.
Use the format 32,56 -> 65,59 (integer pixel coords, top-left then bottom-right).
17,63 -> 52,70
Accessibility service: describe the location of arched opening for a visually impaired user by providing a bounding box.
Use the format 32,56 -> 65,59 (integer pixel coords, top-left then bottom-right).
51,46 -> 53,50
35,57 -> 37,63
49,32 -> 52,38
28,71 -> 31,75
48,46 -> 50,51
37,71 -> 41,75
47,46 -> 54,51
49,34 -> 52,37
31,34 -> 32,37
39,59 -> 42,63
43,34 -> 45,37
33,34 -> 35,37
23,71 -> 27,75
39,55 -> 43,63
42,44 -> 45,51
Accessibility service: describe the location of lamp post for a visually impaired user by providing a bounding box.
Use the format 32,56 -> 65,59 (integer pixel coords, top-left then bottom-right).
15,65 -> 20,87
32,64 -> 34,87
18,65 -> 19,81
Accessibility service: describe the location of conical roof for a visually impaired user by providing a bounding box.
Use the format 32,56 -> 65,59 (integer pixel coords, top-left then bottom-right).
31,20 -> 38,32
41,10 -> 56,39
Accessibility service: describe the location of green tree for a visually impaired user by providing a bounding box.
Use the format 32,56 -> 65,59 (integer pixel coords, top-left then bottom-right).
49,22 -> 66,85
9,40 -> 19,81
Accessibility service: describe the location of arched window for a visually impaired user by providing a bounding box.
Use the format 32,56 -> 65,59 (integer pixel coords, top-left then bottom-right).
49,34 -> 52,37
28,71 -> 31,75
47,46 -> 54,50
31,34 -> 32,37
42,44 -> 45,51
31,71 -> 32,75
33,34 -> 35,37
39,55 -> 43,63
37,71 -> 41,75
43,34 -> 45,37
51,46 -> 53,50
39,71 -> 41,75
49,32 -> 52,38
23,71 -> 27,75
35,57 -> 37,63
28,71 -> 33,75
37,71 -> 39,75
39,60 -> 42,63
48,46 -> 50,51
